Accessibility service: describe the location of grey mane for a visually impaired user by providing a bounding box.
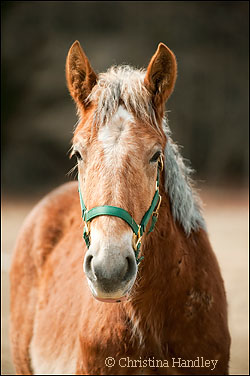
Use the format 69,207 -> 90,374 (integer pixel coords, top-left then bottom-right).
89,65 -> 206,235
88,65 -> 158,129
162,120 -> 206,234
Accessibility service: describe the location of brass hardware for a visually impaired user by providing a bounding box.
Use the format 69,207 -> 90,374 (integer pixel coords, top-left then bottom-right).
84,221 -> 91,236
153,194 -> 162,217
132,225 -> 142,251
159,154 -> 164,172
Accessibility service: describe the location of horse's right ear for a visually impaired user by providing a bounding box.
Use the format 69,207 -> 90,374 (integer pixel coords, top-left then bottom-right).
66,41 -> 97,111
144,43 -> 177,109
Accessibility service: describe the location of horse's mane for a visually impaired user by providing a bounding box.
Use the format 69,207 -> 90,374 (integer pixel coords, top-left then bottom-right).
88,65 -> 158,129
163,123 -> 206,235
88,65 -> 206,235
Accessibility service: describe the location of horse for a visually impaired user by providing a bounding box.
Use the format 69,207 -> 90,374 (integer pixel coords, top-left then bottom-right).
10,41 -> 230,375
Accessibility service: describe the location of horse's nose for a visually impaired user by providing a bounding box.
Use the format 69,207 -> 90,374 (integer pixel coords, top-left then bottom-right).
84,248 -> 137,296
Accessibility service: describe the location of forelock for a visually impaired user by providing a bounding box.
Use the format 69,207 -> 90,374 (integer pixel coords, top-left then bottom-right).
87,65 -> 158,129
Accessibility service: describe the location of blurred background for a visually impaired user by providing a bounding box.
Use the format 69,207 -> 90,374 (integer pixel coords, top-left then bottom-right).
1,1 -> 249,375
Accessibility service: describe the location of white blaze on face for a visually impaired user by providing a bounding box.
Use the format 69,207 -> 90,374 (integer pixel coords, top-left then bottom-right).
98,106 -> 135,168
88,225 -> 134,257
89,105 -> 137,275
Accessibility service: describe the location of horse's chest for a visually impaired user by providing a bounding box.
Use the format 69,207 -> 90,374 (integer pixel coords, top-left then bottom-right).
30,338 -> 78,375
77,319 -> 162,374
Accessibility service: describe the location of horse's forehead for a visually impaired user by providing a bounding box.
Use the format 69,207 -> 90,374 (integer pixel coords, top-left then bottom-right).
74,104 -> 160,152
98,106 -> 135,143
97,106 -> 138,167
106,106 -> 134,129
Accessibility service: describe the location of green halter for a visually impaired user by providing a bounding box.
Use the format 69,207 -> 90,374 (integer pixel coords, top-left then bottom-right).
78,158 -> 163,265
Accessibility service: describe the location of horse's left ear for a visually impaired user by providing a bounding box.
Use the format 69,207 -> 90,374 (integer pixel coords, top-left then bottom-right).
66,41 -> 97,111
144,43 -> 177,106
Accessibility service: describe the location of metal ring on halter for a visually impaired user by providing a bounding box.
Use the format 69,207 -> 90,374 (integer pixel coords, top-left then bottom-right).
84,221 -> 91,236
152,195 -> 162,218
159,154 -> 164,172
132,225 -> 142,251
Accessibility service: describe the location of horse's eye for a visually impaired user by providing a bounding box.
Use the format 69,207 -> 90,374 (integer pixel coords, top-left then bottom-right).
150,151 -> 161,163
73,151 -> 82,161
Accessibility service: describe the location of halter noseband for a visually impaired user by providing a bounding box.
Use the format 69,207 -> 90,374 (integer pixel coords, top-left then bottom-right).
78,156 -> 163,265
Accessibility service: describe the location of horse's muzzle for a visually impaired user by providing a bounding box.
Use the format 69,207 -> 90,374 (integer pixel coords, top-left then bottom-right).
83,245 -> 137,302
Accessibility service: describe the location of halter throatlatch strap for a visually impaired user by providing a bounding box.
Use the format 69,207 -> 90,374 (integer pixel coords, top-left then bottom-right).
78,158 -> 163,265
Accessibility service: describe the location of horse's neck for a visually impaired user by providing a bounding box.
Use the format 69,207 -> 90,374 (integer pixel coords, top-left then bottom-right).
140,192 -> 187,289
125,192 -> 205,353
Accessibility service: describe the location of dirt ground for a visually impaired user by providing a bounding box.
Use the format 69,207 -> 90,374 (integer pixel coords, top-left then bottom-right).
1,187 -> 249,375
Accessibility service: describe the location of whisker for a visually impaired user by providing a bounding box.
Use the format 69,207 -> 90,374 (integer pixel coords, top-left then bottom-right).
67,144 -> 74,158
66,163 -> 78,179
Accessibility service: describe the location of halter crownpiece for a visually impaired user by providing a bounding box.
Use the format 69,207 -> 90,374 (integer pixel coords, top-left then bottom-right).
78,156 -> 163,265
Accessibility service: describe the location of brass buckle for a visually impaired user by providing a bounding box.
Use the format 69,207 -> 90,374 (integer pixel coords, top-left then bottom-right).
153,194 -> 162,218
155,180 -> 159,191
132,225 -> 142,251
84,220 -> 91,236
159,154 -> 164,172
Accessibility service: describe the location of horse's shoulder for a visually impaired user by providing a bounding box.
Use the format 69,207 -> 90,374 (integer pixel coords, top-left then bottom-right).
37,180 -> 80,218
13,181 -> 81,270
28,180 -> 79,227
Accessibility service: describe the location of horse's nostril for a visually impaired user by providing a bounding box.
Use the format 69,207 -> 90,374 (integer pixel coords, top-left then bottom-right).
126,256 -> 131,270
85,254 -> 93,270
84,254 -> 96,281
123,255 -> 137,282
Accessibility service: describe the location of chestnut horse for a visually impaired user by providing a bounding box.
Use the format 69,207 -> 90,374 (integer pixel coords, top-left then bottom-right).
10,41 -> 230,375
